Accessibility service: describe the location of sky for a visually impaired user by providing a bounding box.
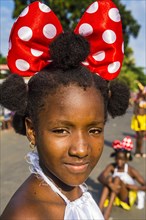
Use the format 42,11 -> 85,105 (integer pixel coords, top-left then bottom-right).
0,0 -> 146,71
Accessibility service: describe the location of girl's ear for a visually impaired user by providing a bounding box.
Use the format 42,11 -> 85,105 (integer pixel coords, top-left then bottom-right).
25,117 -> 36,145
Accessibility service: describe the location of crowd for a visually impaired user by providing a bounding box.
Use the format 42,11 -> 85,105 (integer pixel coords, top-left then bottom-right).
0,1 -> 146,220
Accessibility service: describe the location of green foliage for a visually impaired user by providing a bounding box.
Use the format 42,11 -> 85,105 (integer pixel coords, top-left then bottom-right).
0,54 -> 7,64
118,47 -> 146,91
0,54 -> 10,79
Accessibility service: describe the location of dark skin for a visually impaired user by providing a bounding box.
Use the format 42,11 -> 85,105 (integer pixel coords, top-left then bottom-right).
1,84 -> 105,220
98,151 -> 146,220
133,92 -> 146,156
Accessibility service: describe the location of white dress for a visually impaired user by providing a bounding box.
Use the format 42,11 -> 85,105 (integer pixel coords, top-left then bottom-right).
26,152 -> 104,220
112,163 -> 145,209
112,163 -> 135,185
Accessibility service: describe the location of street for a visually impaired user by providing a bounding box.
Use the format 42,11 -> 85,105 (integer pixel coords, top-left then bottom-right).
1,107 -> 146,219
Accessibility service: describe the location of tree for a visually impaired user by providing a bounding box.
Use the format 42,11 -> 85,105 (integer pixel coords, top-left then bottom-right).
118,47 -> 146,91
12,0 -> 140,49
0,53 -> 7,64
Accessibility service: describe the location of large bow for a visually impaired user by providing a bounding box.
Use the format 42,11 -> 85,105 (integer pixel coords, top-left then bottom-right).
7,0 -> 124,80
112,136 -> 133,151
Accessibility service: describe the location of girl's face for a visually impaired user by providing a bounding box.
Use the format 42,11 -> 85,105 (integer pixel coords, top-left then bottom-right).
115,152 -> 127,169
27,84 -> 105,187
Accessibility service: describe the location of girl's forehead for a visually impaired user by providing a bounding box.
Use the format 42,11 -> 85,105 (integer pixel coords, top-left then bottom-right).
46,84 -> 102,103
116,151 -> 126,159
57,84 -> 98,93
40,84 -> 104,121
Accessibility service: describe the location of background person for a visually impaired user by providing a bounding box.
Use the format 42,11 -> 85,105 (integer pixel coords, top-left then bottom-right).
131,83 -> 146,158
98,136 -> 146,220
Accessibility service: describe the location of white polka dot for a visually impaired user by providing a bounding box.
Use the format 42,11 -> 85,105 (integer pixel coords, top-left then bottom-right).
16,59 -> 30,71
19,6 -> 29,17
93,51 -> 105,61
108,61 -> 120,73
47,59 -> 53,63
31,49 -> 43,57
86,2 -> 98,13
43,24 -> 57,39
108,8 -> 121,22
122,42 -> 124,53
82,61 -> 89,66
18,26 -> 33,41
79,23 -> 93,36
39,2 -> 51,13
96,73 -> 100,76
102,30 -> 116,44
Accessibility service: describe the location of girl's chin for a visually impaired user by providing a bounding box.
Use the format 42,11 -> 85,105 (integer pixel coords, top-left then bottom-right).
61,177 -> 88,188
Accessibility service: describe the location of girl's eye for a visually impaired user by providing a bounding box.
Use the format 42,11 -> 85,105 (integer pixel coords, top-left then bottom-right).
52,129 -> 69,134
89,128 -> 102,135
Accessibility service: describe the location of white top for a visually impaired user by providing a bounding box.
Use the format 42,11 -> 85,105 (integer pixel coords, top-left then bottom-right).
112,163 -> 135,185
26,152 -> 104,220
113,163 -> 146,210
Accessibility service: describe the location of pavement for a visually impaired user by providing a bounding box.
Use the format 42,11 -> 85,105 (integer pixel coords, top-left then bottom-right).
0,107 -> 146,219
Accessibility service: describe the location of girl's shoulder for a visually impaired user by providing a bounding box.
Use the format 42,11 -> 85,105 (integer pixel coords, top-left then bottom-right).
127,164 -> 139,176
103,163 -> 115,173
108,162 -> 116,170
1,175 -> 65,220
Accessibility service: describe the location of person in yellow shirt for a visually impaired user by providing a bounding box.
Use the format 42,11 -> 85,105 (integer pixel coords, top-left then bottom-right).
131,83 -> 146,158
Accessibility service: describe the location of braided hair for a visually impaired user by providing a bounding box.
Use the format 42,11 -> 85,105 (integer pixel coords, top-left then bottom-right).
0,32 -> 130,136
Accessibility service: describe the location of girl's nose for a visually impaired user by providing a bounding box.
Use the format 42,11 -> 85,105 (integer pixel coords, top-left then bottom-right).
69,132 -> 89,158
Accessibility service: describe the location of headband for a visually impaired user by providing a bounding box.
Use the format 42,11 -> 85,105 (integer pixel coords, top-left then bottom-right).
7,0 -> 124,80
112,136 -> 133,152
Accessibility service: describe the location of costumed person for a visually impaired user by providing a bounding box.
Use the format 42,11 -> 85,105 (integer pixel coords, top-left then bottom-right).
131,81 -> 146,158
0,1 -> 130,219
98,136 -> 146,220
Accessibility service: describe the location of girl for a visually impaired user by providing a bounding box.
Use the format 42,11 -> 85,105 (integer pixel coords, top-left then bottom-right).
131,83 -> 146,158
98,136 -> 146,220
0,1 -> 130,219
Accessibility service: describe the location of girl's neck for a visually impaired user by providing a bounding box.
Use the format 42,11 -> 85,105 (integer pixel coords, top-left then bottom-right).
116,164 -> 126,171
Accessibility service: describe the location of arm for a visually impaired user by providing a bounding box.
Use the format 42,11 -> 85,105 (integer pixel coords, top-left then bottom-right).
98,164 -> 120,193
126,166 -> 146,191
98,164 -> 128,194
98,164 -> 114,186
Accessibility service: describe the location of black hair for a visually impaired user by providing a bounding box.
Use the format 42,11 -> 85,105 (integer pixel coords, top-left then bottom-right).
0,32 -> 130,136
110,149 -> 133,161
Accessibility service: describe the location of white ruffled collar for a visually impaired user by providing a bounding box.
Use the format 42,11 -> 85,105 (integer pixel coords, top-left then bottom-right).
26,151 -> 104,220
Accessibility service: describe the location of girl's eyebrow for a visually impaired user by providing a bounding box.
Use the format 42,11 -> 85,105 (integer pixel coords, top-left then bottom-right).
47,120 -> 105,126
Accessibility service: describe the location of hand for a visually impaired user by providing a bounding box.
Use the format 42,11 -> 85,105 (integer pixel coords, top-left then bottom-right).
127,184 -> 146,191
109,182 -> 121,193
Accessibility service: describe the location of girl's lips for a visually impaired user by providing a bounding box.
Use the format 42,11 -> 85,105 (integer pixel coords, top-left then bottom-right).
64,163 -> 89,173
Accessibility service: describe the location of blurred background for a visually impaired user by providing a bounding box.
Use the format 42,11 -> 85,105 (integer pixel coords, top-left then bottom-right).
0,0 -> 146,219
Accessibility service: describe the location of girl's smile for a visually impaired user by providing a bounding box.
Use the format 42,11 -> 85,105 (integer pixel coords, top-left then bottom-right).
64,161 -> 89,173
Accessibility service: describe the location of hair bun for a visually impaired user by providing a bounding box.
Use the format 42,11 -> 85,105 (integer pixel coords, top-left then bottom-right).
0,74 -> 27,114
107,80 -> 130,118
50,32 -> 90,70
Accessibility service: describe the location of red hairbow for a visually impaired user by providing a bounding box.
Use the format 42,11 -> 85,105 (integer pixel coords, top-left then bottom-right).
112,136 -> 133,151
7,0 -> 124,80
